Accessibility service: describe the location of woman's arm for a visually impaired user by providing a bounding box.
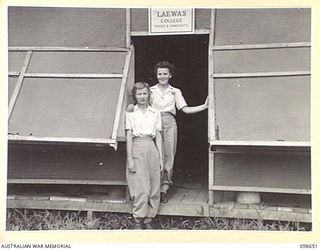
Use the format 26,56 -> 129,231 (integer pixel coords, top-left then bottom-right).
155,131 -> 163,171
126,130 -> 136,173
180,96 -> 209,114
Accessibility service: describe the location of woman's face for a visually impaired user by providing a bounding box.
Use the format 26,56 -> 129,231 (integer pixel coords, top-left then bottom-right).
157,67 -> 172,86
135,87 -> 149,105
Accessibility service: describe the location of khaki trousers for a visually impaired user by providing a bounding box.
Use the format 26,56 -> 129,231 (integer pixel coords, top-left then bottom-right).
160,113 -> 177,194
127,137 -> 160,222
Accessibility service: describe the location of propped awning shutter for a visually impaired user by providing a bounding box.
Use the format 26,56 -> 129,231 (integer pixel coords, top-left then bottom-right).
8,46 -> 133,149
8,7 -> 132,150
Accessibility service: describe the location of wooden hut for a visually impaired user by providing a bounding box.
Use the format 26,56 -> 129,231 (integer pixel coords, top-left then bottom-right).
7,7 -> 311,223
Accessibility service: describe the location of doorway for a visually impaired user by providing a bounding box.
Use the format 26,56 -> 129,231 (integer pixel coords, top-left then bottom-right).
132,34 -> 209,198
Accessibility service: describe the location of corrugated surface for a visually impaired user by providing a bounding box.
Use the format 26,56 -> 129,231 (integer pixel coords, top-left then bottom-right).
8,7 -> 126,47
214,9 -> 311,45
215,76 -> 310,141
8,78 -> 121,139
214,153 -> 311,190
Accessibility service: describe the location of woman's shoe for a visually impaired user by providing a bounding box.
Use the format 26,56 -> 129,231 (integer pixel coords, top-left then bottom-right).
133,222 -> 143,229
160,192 -> 168,203
143,222 -> 153,230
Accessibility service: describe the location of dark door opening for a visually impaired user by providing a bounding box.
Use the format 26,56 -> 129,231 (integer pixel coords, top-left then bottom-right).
132,34 -> 209,190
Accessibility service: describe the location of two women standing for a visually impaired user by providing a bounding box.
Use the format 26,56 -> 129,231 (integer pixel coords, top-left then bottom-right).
125,61 -> 208,229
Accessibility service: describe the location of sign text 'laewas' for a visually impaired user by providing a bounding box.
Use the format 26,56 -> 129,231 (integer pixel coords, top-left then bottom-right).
149,8 -> 194,35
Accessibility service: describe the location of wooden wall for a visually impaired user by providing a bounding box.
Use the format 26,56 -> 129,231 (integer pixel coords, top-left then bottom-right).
8,144 -> 127,184
214,8 -> 310,45
210,9 -> 311,199
212,8 -> 311,142
9,78 -> 122,139
215,76 -> 310,141
214,152 -> 310,190
8,7 -> 127,47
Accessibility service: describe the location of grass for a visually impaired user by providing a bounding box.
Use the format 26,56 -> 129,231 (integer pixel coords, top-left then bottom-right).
6,209 -> 311,231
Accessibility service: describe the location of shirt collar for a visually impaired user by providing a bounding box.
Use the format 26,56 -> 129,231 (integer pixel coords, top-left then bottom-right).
152,84 -> 174,95
134,104 -> 154,113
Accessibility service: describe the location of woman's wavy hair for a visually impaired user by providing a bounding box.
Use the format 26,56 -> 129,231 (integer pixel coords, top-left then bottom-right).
153,61 -> 175,76
132,82 -> 151,104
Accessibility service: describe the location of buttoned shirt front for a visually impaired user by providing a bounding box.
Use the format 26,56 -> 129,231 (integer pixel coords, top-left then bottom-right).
125,105 -> 162,138
150,84 -> 188,116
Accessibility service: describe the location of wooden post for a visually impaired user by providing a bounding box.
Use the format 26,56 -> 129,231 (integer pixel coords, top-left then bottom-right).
126,8 -> 131,48
110,46 -> 133,148
213,71 -> 310,78
211,42 -> 310,51
9,47 -> 129,52
208,8 -> 216,142
208,9 -> 216,207
8,51 -> 32,119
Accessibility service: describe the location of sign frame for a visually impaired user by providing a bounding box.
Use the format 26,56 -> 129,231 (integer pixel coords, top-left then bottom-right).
148,8 -> 195,35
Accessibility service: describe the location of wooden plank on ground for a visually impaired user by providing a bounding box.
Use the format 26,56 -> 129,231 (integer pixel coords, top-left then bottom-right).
167,187 -> 189,204
234,203 -> 248,209
209,206 -> 311,223
181,189 -> 201,203
50,196 -> 70,201
7,199 -> 131,213
159,203 -> 206,217
292,207 -> 309,214
194,188 -> 208,203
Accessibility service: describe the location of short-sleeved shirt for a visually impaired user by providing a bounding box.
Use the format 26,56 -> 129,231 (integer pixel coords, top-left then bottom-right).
125,105 -> 162,138
150,84 -> 188,116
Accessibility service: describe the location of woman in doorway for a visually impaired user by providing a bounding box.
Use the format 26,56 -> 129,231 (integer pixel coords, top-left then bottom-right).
125,82 -> 163,229
128,61 -> 208,203
151,61 -> 208,203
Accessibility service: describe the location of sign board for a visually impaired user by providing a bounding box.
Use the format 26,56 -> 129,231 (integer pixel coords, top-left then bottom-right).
148,8 -> 194,35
